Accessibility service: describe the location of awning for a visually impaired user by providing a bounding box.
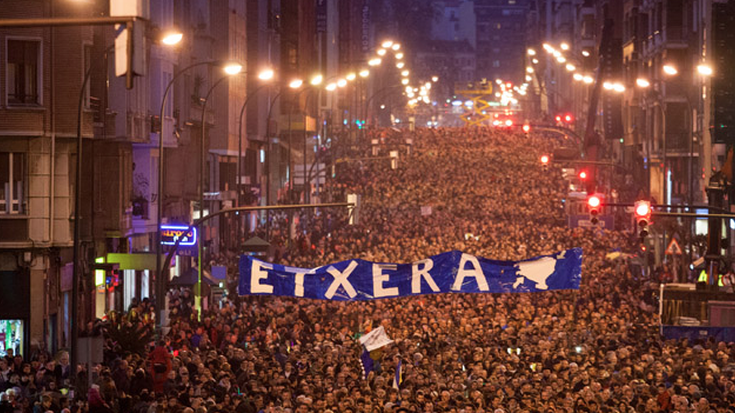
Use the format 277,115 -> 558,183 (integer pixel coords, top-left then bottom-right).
105,253 -> 157,271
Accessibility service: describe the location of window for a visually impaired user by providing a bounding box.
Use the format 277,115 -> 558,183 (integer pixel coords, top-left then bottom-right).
0,152 -> 26,214
7,40 -> 40,105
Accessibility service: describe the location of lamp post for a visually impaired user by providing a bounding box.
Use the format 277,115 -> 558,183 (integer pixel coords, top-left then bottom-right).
155,59 -> 224,336
73,30 -> 182,377
195,63 -> 243,317
637,63 -> 712,271
235,70 -> 274,239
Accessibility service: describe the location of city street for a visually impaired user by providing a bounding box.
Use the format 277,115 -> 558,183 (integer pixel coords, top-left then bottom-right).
2,0 -> 735,412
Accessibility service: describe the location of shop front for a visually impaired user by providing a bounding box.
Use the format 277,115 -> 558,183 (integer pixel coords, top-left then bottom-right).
0,269 -> 30,357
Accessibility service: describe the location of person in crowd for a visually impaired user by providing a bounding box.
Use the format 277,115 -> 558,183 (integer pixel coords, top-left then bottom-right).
0,127 -> 724,412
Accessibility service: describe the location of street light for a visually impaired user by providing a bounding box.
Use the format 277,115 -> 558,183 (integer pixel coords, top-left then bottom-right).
155,59 -> 242,333
527,48 -> 536,56
368,58 -> 382,66
636,78 -> 651,88
224,63 -> 244,75
161,31 -> 183,46
663,64 -> 678,76
258,69 -> 275,81
289,79 -> 304,89
196,65 -> 243,317
310,74 -> 324,86
237,68 -> 275,218
697,64 -> 713,76
359,70 -> 370,78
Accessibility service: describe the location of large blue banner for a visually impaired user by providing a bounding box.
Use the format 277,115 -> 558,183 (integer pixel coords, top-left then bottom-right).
238,249 -> 582,300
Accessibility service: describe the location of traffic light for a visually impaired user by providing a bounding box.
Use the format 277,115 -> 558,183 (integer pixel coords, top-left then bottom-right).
634,200 -> 652,238
523,124 -> 531,134
540,155 -> 550,170
578,170 -> 587,180
564,114 -> 574,123
587,195 -> 602,225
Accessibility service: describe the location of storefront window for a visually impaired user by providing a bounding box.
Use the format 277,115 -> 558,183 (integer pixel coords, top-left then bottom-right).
0,319 -> 23,357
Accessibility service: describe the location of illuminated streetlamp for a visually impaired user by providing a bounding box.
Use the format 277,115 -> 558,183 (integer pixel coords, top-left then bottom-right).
310,74 -> 324,86
697,64 -> 713,76
161,31 -> 183,46
289,79 -> 304,89
662,65 -> 678,76
196,63 -> 244,315
223,63 -> 243,75
636,78 -> 650,88
258,69 -> 275,80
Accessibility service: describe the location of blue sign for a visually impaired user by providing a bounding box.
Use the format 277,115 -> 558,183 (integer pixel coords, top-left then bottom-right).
239,249 -> 582,300
160,225 -> 197,246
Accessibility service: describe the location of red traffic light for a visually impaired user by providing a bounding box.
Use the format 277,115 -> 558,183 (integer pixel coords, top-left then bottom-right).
635,203 -> 651,217
634,200 -> 652,237
564,114 -> 573,123
587,196 -> 601,209
523,124 -> 531,133
587,195 -> 602,224
555,115 -> 562,122
540,155 -> 549,164
505,119 -> 513,127
579,171 -> 587,180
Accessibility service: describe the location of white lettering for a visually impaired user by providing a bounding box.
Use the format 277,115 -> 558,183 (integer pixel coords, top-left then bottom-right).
284,266 -> 310,297
372,264 -> 399,298
250,260 -> 274,294
452,253 -> 489,291
325,261 -> 359,299
412,259 -> 439,294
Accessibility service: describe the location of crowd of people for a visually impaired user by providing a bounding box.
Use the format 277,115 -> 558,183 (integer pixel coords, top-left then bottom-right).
1,126 -> 731,413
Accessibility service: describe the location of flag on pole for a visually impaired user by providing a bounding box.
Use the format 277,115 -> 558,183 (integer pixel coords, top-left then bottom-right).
358,326 -> 393,352
393,359 -> 403,389
360,349 -> 374,380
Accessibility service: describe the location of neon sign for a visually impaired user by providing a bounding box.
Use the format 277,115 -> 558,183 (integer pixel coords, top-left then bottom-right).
160,225 -> 197,246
